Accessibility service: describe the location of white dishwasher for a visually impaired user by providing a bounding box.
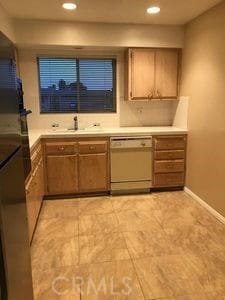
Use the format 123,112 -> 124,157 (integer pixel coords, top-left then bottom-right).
110,136 -> 152,194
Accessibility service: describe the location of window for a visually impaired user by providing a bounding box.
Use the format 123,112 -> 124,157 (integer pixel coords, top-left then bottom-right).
38,57 -> 116,113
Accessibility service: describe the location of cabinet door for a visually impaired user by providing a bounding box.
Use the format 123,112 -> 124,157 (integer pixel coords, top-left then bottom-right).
35,160 -> 44,215
129,49 -> 155,100
26,177 -> 37,242
78,153 -> 109,192
46,155 -> 78,195
155,49 -> 179,98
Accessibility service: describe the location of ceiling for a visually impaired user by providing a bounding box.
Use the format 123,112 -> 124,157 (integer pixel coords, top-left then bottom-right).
0,0 -> 222,25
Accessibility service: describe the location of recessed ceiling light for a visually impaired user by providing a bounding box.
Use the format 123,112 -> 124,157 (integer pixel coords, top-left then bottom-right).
147,6 -> 160,14
62,3 -> 77,10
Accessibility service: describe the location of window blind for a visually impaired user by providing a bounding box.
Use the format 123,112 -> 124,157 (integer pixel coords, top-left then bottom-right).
38,57 -> 116,113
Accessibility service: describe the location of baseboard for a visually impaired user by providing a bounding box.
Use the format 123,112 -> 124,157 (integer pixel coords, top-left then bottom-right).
184,187 -> 225,226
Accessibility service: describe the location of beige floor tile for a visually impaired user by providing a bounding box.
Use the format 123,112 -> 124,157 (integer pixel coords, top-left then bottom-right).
33,266 -> 80,300
32,192 -> 225,300
116,210 -> 162,232
79,232 -> 130,264
78,196 -> 113,215
44,199 -> 79,207
32,236 -> 79,271
206,289 -> 225,299
186,250 -> 225,293
164,293 -> 210,300
153,192 -> 219,227
78,260 -> 144,299
207,221 -> 225,245
79,213 -> 120,235
165,224 -> 225,253
191,206 -> 221,226
40,205 -> 78,219
111,194 -> 157,212
35,217 -> 78,239
151,191 -> 198,211
124,230 -> 181,259
133,255 -> 204,299
153,207 -> 198,229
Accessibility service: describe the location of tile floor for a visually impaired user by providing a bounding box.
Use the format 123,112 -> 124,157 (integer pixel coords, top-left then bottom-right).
31,191 -> 225,299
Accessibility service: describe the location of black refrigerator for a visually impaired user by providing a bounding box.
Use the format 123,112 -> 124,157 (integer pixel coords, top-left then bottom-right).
0,32 -> 34,299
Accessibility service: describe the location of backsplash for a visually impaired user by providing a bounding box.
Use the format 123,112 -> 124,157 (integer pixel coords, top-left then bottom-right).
120,100 -> 177,127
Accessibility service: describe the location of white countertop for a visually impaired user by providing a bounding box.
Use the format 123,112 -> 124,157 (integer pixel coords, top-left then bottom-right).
28,126 -> 188,150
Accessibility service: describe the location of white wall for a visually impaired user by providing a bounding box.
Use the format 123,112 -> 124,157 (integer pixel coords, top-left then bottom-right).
14,19 -> 184,48
0,4 -> 15,41
180,1 -> 225,216
18,48 -> 177,130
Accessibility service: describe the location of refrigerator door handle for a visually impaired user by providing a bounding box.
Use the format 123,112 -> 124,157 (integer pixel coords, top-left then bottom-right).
20,109 -> 32,117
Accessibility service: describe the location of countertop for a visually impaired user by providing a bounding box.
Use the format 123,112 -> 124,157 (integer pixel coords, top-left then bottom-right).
28,126 -> 188,150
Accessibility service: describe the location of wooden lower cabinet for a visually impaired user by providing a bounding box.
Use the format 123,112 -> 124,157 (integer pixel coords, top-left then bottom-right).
26,144 -> 44,242
46,155 -> 78,194
26,176 -> 37,242
152,135 -> 187,188
43,138 -> 110,196
78,153 -> 109,192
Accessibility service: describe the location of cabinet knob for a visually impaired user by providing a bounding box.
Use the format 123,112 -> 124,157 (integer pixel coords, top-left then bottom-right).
59,146 -> 65,151
89,146 -> 95,150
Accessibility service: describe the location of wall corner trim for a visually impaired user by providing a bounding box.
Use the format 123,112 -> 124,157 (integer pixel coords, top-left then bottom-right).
184,187 -> 225,226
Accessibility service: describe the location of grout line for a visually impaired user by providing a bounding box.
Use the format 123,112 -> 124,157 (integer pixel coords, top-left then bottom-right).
112,204 -> 147,300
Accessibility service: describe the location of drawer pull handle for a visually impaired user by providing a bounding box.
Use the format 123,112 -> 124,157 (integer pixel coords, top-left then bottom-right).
89,146 -> 95,150
166,179 -> 179,183
167,165 -> 174,169
59,147 -> 65,151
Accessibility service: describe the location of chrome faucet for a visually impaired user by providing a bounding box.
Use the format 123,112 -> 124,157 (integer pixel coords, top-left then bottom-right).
74,116 -> 78,131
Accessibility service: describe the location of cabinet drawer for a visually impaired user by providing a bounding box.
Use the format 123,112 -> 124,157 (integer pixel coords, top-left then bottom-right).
154,150 -> 185,160
154,173 -> 184,187
45,142 -> 77,155
78,141 -> 108,154
154,160 -> 185,173
154,137 -> 186,150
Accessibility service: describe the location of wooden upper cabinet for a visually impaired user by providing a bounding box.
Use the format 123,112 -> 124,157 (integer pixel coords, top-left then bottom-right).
129,49 -> 155,100
127,48 -> 180,100
155,49 -> 179,99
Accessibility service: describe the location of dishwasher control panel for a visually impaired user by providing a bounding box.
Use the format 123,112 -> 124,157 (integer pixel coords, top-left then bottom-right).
110,136 -> 152,149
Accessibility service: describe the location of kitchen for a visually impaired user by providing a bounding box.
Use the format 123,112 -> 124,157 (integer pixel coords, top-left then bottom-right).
0,0 -> 225,299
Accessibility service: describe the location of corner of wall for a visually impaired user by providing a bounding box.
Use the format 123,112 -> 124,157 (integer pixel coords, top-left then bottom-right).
172,96 -> 189,129
0,3 -> 16,42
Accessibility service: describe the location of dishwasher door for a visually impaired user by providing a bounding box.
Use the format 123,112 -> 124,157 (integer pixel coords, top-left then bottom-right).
110,137 -> 152,193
